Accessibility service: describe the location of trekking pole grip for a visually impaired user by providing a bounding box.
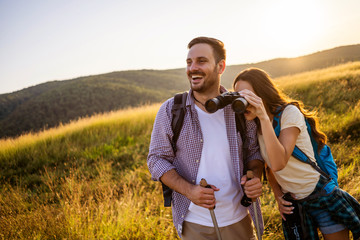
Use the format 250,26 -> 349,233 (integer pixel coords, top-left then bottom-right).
247,170 -> 262,240
200,178 -> 209,188
200,178 -> 215,210
246,170 -> 256,202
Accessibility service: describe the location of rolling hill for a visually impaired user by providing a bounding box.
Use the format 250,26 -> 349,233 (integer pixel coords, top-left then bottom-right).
1,44 -> 360,138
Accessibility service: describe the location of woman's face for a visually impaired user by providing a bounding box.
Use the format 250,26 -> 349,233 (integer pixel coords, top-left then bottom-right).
234,80 -> 257,121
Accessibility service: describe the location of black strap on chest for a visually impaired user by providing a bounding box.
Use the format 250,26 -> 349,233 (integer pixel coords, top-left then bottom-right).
161,92 -> 188,207
171,92 -> 188,153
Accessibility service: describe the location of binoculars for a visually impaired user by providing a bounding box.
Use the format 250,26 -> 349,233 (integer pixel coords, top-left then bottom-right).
205,92 -> 248,113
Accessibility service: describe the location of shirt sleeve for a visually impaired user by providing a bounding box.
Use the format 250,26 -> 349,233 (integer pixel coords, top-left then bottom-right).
244,120 -> 264,163
147,98 -> 177,181
281,105 -> 306,133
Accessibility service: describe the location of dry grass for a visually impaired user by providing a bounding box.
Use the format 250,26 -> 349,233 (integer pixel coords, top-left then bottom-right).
274,61 -> 360,89
1,62 -> 360,239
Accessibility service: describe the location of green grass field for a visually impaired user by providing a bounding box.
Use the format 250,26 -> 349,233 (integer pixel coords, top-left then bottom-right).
1,62 -> 359,239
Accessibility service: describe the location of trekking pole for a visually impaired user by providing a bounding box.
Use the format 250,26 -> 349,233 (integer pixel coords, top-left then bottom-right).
247,170 -> 262,240
200,178 -> 222,240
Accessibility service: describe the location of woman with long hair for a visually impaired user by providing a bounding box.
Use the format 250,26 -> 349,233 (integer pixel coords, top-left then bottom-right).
233,67 -> 360,240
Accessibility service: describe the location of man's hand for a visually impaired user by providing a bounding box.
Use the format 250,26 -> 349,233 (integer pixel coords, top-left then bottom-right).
241,175 -> 262,199
160,170 -> 220,209
186,184 -> 219,209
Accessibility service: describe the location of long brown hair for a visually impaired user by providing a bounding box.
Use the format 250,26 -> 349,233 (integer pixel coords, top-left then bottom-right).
233,67 -> 327,151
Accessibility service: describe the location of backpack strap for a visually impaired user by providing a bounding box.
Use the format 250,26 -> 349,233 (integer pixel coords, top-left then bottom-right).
235,112 -> 262,178
292,144 -> 331,180
272,105 -> 332,180
235,112 -> 247,146
272,105 -> 286,136
162,92 -> 188,207
171,92 -> 188,153
237,112 -> 267,207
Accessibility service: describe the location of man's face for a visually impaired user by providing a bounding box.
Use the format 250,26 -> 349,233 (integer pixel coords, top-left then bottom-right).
186,43 -> 222,93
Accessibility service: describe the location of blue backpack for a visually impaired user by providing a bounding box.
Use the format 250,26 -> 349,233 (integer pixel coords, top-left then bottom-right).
272,105 -> 339,187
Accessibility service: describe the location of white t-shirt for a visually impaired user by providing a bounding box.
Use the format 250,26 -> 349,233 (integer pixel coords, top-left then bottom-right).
258,105 -> 320,199
184,105 -> 248,227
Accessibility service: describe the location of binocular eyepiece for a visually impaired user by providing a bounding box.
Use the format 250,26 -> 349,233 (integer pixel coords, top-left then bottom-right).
205,92 -> 248,113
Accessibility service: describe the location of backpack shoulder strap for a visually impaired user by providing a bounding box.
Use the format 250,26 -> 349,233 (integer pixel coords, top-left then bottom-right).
171,92 -> 188,153
272,105 -> 286,137
235,112 -> 249,172
235,112 -> 246,144
236,112 -> 268,184
162,91 -> 188,207
272,105 -> 332,179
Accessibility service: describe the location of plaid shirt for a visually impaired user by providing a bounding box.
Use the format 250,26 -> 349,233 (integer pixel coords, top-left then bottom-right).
292,175 -> 360,240
147,87 -> 264,237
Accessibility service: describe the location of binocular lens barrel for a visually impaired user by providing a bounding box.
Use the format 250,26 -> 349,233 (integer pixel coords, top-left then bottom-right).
204,93 -> 248,114
205,98 -> 220,113
231,98 -> 248,113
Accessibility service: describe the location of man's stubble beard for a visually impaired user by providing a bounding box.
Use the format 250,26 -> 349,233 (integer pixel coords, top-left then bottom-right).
190,67 -> 219,94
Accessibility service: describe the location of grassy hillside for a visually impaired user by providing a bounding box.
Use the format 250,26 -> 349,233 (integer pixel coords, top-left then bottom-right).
0,105 -> 173,239
1,44 -> 360,138
0,69 -> 188,138
0,62 -> 359,239
221,44 -> 360,87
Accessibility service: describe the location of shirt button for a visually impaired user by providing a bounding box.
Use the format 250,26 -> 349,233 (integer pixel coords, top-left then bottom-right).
200,139 -> 203,143
182,215 -> 184,218
192,180 -> 195,183
196,160 -> 199,163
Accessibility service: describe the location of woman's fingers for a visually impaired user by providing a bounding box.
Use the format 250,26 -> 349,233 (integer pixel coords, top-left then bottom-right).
239,90 -> 262,107
277,195 -> 294,215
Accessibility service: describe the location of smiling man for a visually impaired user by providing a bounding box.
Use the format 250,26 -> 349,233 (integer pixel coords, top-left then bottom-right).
147,37 -> 264,240
186,40 -> 222,95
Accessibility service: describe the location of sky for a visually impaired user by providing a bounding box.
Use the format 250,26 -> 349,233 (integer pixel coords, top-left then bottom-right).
1,0 -> 360,94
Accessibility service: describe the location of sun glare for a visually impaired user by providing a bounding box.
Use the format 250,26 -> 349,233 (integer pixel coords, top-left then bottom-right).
262,1 -> 325,56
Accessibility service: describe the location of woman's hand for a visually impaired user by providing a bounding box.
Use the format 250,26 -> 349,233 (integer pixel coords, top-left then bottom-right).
276,194 -> 295,220
238,89 -> 269,121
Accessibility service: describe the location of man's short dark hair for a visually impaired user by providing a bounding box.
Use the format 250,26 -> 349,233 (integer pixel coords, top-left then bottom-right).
188,36 -> 226,64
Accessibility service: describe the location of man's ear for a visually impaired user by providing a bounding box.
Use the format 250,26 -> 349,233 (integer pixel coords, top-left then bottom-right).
217,59 -> 226,74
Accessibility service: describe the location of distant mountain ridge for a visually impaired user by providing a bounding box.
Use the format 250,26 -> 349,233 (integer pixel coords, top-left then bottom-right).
1,44 -> 360,138
221,44 -> 360,87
